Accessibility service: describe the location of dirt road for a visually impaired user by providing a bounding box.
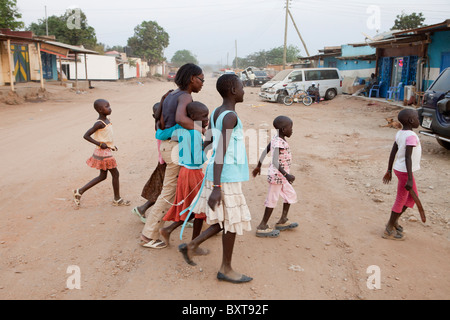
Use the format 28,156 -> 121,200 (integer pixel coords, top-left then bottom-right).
0,77 -> 449,300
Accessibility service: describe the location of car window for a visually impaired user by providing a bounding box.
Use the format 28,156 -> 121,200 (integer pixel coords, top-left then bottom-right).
288,71 -> 303,82
305,70 -> 320,81
254,71 -> 266,76
430,69 -> 450,92
271,69 -> 293,81
320,70 -> 339,80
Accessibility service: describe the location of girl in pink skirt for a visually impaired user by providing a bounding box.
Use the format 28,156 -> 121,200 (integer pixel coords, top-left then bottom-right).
73,99 -> 130,208
382,109 -> 422,240
252,116 -> 298,238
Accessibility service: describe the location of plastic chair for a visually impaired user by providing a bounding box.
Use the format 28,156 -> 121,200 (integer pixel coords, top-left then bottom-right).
368,81 -> 383,97
386,82 -> 403,101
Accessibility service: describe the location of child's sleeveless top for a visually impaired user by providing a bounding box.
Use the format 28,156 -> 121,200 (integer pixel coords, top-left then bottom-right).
93,120 -> 114,149
206,108 -> 249,183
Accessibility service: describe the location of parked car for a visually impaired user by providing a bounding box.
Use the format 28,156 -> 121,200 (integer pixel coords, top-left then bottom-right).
418,67 -> 450,150
259,68 -> 343,103
253,70 -> 270,86
167,72 -> 176,81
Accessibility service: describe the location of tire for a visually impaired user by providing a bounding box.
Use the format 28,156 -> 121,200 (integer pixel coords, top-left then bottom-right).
284,96 -> 294,106
302,96 -> 313,106
277,92 -> 286,104
437,138 -> 450,150
325,89 -> 337,100
294,90 -> 306,98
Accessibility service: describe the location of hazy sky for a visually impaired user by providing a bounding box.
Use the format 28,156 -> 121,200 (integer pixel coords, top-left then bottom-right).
15,0 -> 450,65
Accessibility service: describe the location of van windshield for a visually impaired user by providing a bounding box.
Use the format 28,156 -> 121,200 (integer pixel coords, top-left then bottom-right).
271,69 -> 293,81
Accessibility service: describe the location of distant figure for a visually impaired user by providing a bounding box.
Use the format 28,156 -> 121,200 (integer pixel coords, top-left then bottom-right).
73,99 -> 130,208
307,82 -> 320,103
382,109 -> 422,241
365,73 -> 378,96
252,116 -> 298,238
249,71 -> 256,87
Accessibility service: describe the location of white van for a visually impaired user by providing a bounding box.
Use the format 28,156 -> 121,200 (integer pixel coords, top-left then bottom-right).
259,68 -> 343,103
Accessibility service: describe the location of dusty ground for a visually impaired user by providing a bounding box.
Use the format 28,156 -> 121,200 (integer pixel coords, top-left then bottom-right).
0,76 -> 449,301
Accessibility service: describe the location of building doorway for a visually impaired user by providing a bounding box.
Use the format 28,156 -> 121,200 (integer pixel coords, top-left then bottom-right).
391,57 -> 404,87
11,44 -> 30,83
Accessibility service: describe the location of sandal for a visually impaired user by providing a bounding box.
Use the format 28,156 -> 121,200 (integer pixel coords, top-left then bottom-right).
112,198 -> 131,207
73,189 -> 81,206
382,227 -> 405,241
256,228 -> 280,238
141,239 -> 167,249
131,207 -> 146,223
275,221 -> 299,231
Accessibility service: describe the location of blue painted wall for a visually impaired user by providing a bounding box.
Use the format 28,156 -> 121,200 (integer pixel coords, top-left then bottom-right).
427,30 -> 450,69
341,44 -> 375,57
319,45 -> 376,77
40,52 -> 58,80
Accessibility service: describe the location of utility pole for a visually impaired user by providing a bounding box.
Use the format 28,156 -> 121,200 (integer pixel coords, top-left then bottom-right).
283,0 -> 289,70
45,6 -> 48,36
235,39 -> 238,69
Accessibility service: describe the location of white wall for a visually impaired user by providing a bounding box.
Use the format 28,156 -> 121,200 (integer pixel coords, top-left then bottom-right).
339,68 -> 375,79
68,54 -> 118,80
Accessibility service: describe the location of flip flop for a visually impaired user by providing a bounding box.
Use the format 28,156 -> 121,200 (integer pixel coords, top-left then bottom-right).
256,228 -> 280,238
73,189 -> 81,207
131,207 -> 146,223
141,239 -> 167,249
382,227 -> 405,241
113,198 -> 131,207
387,224 -> 404,233
178,243 -> 196,266
275,221 -> 299,231
217,272 -> 253,284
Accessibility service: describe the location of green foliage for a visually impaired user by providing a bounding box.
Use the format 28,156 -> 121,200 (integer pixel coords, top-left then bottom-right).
234,45 -> 301,68
391,12 -> 426,30
171,50 -> 198,67
127,21 -> 169,65
27,9 -> 97,49
0,0 -> 24,30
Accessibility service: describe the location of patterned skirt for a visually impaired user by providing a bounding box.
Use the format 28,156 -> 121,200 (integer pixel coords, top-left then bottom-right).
86,148 -> 117,171
191,180 -> 252,235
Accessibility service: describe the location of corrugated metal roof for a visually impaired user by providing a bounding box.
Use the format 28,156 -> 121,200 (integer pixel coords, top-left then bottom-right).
42,40 -> 98,54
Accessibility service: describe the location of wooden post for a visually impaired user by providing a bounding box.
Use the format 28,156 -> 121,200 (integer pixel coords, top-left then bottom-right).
37,43 -> 45,90
59,56 -> 63,85
6,39 -> 15,92
84,53 -> 91,88
75,53 -> 78,89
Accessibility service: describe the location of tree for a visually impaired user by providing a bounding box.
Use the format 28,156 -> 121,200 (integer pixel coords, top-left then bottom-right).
0,0 -> 24,30
171,50 -> 198,67
127,21 -> 169,65
391,12 -> 426,30
27,9 -> 97,49
233,45 -> 301,68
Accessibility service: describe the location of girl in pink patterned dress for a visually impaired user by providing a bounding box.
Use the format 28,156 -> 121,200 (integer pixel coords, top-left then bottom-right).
252,116 -> 298,238
73,99 -> 130,208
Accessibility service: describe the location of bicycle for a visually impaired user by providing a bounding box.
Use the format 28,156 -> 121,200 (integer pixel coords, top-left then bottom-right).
283,83 -> 313,106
